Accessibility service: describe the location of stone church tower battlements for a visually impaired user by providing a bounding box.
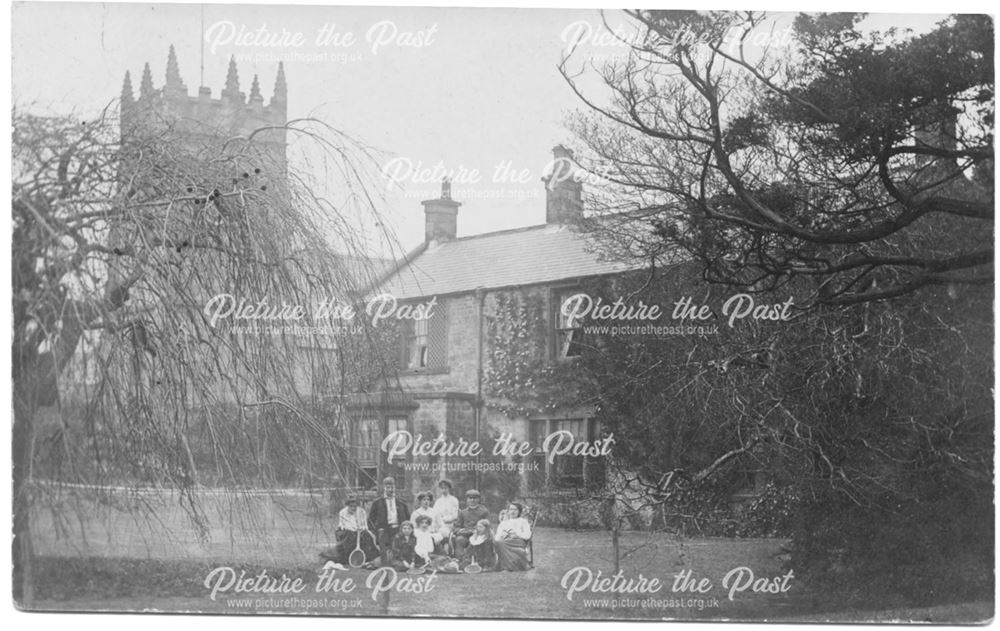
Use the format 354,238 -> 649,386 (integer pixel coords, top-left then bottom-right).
120,46 -> 288,168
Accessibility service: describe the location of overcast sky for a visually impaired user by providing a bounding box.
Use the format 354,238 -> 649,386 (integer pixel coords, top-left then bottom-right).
12,3 -> 949,258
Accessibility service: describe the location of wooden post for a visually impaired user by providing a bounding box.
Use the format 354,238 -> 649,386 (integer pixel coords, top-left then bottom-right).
612,526 -> 620,574
378,583 -> 390,615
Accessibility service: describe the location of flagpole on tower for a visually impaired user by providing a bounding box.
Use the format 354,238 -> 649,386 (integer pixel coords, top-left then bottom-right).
199,4 -> 205,87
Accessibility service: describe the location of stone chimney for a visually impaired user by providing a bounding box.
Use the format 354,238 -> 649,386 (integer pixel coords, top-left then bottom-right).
914,110 -> 958,170
910,108 -> 981,203
542,145 -> 583,224
422,178 -> 461,242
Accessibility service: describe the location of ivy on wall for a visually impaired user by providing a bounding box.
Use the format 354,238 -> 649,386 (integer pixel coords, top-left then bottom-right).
483,290 -> 585,417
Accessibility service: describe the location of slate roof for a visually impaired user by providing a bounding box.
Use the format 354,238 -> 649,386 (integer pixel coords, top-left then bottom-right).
377,223 -> 643,300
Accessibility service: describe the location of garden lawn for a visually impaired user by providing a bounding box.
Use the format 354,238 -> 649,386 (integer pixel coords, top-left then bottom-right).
28,527 -> 992,622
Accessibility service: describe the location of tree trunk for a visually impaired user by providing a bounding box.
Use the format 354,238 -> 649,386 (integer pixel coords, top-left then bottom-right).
612,526 -> 620,574
12,385 -> 37,608
378,583 -> 390,615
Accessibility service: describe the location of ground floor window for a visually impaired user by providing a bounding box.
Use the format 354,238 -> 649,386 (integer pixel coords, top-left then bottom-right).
359,466 -> 379,488
351,415 -> 410,488
528,417 -> 605,490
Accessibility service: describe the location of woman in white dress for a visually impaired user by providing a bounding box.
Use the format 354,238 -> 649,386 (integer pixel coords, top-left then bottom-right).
432,479 -> 460,552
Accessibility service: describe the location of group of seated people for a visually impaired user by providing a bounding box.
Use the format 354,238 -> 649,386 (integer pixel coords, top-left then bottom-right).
320,477 -> 533,573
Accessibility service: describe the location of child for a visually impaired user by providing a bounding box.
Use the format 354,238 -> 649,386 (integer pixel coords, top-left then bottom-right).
413,514 -> 442,567
391,520 -> 418,571
465,518 -> 496,571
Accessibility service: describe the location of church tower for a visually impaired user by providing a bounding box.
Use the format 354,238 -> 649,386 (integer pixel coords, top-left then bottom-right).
120,46 -> 288,172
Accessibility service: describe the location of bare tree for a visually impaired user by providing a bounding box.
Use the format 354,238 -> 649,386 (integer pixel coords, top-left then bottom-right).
12,103 -> 397,604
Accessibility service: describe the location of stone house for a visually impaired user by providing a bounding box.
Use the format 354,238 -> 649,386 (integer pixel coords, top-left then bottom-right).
344,147 -> 643,502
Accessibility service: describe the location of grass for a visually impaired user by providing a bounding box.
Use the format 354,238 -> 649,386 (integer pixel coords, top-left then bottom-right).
24,493 -> 993,622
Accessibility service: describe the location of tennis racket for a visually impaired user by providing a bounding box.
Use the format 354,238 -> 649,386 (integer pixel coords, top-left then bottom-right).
348,530 -> 366,568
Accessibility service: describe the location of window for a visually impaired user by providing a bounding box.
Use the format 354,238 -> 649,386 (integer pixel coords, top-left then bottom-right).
399,305 -> 448,370
353,416 -> 410,486
387,417 -> 408,436
356,418 -> 380,466
404,317 -> 429,369
553,289 -> 584,359
359,467 -> 379,488
527,420 -> 549,490
529,417 -> 605,490
584,418 -> 606,489
385,416 -> 409,482
553,418 -> 586,487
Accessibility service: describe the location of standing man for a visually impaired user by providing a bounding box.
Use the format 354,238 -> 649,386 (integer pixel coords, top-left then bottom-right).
368,477 -> 411,565
452,489 -> 490,559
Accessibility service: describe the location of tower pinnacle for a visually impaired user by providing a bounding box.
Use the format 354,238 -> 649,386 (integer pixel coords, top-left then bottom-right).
249,74 -> 262,101
164,45 -> 187,95
139,62 -> 155,99
271,62 -> 287,107
121,70 -> 135,105
222,57 -> 242,103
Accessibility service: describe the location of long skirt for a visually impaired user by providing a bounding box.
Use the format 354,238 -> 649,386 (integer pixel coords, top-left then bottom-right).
320,529 -> 379,565
494,536 -> 530,571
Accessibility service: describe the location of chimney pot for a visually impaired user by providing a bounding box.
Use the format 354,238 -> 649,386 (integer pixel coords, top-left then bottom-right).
422,178 -> 461,242
543,145 -> 583,224
914,110 -> 958,167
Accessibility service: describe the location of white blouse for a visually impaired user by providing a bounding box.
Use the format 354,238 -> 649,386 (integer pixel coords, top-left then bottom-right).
433,495 -> 460,524
414,528 -> 442,559
494,516 -> 531,541
338,506 -> 367,532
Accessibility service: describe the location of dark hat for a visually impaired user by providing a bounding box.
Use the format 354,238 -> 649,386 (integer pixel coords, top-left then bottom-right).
465,489 -> 481,498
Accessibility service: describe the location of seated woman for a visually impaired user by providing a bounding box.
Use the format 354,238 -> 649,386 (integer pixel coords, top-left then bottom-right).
493,502 -> 532,571
390,521 -> 419,571
319,494 -> 379,568
464,518 -> 497,571
414,514 -> 460,573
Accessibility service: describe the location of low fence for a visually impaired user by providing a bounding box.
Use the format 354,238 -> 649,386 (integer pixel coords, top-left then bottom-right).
25,480 -> 368,564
